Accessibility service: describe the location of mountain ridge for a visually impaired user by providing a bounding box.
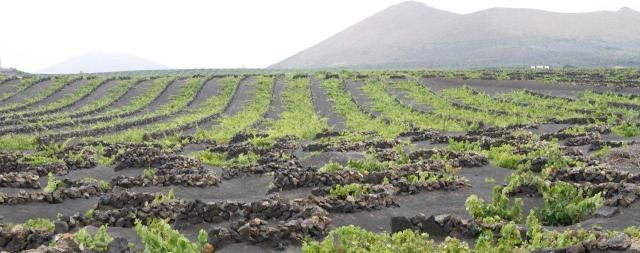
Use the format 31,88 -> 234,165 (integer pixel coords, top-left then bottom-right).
271,1 -> 640,69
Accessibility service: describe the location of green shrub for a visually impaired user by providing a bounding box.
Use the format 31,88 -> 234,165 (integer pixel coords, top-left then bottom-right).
538,181 -> 603,225
446,139 -> 481,153
135,219 -> 208,253
502,170 -> 544,194
329,184 -> 370,199
152,189 -> 175,204
99,180 -> 112,191
487,145 -> 524,170
407,171 -> 457,186
346,151 -> 389,173
24,218 -> 55,232
84,209 -> 94,219
319,162 -> 342,173
75,225 -> 114,252
43,172 -> 65,192
613,122 -> 640,137
465,186 -> 523,222
528,140 -> 572,170
143,168 -> 155,178
302,225 -> 437,253
624,226 -> 640,239
592,145 -> 612,158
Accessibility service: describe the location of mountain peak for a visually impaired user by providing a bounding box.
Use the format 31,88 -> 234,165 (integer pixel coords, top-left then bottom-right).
386,1 -> 453,14
272,3 -> 640,69
619,6 -> 638,13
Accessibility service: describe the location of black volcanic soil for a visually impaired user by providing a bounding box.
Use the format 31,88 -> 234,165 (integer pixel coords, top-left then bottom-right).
1,79 -> 53,105
343,80 -> 382,117
0,79 -> 20,99
385,85 -> 434,113
27,79 -> 88,110
0,198 -> 99,224
105,80 -> 155,110
129,79 -> 187,117
264,76 -> 286,121
150,78 -> 222,126
423,78 -> 609,98
67,79 -> 121,111
255,76 -> 286,131
183,77 -> 256,135
310,77 -> 345,131
188,78 -> 221,109
330,165 -> 512,233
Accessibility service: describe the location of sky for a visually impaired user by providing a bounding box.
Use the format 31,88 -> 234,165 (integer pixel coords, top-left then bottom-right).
1,0 -> 639,72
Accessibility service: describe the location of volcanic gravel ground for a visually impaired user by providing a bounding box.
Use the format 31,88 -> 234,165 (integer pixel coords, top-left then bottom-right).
188,78 -> 221,108
128,175 -> 272,202
264,76 -> 286,122
106,80 -> 155,110
150,78 -> 222,126
330,165 -> 512,234
0,197 -> 99,223
423,78 -> 606,98
129,78 -> 187,117
384,85 -> 434,113
67,79 -> 121,111
182,77 -> 257,134
0,79 -> 20,99
28,79 -> 88,109
295,150 -> 366,168
61,165 -> 145,181
1,79 -> 53,105
343,80 -> 383,118
254,76 -> 286,131
310,77 -> 345,131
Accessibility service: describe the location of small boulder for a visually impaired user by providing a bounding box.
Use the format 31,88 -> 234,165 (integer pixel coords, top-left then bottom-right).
595,206 -> 619,218
107,238 -> 129,253
390,216 -> 413,234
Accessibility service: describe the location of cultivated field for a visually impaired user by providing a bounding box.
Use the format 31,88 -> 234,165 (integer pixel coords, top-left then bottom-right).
0,69 -> 640,252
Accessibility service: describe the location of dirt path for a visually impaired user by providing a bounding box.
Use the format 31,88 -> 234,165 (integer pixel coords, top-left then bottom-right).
1,79 -> 52,105
67,79 -> 121,111
182,77 -> 256,135
310,77 -> 345,131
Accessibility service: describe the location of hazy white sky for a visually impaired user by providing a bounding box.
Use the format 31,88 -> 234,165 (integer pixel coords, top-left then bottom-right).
1,0 -> 638,72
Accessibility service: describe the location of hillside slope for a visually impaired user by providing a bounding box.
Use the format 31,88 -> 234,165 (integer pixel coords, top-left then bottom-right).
271,1 -> 640,68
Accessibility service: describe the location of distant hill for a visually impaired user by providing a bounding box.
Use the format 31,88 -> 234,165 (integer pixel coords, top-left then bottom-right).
271,1 -> 640,69
42,51 -> 171,74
